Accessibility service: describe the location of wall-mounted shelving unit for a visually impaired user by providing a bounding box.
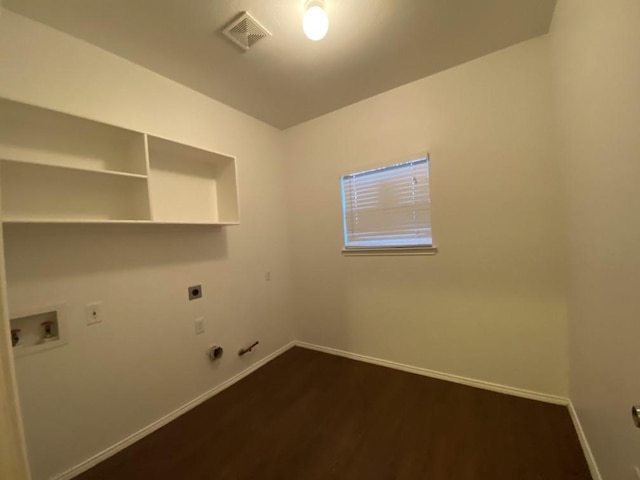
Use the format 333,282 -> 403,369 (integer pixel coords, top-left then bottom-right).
0,98 -> 240,225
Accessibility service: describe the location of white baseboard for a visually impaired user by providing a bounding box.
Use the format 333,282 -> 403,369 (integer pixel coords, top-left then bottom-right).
295,341 -> 569,405
568,402 -> 602,480
52,341 -> 296,480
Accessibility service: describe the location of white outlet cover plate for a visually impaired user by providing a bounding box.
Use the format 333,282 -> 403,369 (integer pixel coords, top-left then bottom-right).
85,302 -> 103,325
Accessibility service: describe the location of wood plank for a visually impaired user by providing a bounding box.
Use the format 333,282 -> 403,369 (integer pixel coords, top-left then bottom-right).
76,347 -> 592,480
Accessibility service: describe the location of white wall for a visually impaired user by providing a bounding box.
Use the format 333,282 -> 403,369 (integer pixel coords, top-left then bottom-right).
9,2 -> 640,478
284,37 -> 568,396
0,11 -> 294,480
0,228 -> 30,480
551,1 -> 640,478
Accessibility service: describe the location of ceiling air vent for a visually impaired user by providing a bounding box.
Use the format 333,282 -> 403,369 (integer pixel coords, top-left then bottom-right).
222,12 -> 271,52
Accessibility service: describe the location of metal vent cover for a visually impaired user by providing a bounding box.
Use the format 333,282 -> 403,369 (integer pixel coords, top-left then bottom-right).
222,12 -> 271,52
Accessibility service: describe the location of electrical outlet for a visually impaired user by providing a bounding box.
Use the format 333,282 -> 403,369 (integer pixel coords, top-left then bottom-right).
188,285 -> 202,300
85,302 -> 103,325
194,317 -> 205,335
265,271 -> 271,281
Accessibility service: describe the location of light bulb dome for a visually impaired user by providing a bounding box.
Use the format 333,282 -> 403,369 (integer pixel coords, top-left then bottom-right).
303,2 -> 329,41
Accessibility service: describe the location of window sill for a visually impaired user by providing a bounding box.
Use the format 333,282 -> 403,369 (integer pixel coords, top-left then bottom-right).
341,246 -> 439,257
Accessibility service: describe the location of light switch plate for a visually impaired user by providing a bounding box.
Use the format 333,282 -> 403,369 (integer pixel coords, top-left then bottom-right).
195,317 -> 205,335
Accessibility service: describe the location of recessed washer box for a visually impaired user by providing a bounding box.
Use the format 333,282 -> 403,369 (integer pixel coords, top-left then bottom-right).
10,304 -> 67,357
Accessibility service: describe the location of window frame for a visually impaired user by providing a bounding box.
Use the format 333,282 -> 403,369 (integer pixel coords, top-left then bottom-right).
340,154 -> 438,257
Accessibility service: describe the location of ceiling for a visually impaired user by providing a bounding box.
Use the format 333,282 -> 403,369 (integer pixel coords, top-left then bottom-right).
4,0 -> 557,129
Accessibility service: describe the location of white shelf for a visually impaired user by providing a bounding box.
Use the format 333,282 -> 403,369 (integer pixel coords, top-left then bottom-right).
0,158 -> 147,179
147,135 -> 239,224
0,98 -> 148,176
0,98 -> 240,226
2,219 -> 153,224
0,160 -> 151,222
2,219 -> 240,226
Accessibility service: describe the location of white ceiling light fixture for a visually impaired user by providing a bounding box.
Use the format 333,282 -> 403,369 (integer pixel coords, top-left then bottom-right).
303,0 -> 329,41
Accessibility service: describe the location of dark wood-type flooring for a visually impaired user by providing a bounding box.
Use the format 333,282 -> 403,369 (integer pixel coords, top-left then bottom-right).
76,347 -> 591,480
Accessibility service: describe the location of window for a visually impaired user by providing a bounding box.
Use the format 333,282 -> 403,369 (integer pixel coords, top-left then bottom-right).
341,156 -> 435,255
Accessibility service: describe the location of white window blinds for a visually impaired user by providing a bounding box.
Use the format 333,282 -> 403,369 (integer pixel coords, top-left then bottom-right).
341,157 -> 432,248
